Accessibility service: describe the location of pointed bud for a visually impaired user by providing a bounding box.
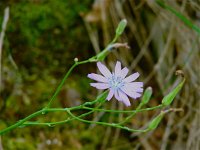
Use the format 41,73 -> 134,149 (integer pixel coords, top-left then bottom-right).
116,19 -> 127,35
148,111 -> 165,130
141,87 -> 152,105
162,78 -> 185,106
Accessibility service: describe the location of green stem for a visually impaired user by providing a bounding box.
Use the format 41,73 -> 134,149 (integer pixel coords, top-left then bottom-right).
23,99 -> 106,127
23,110 -> 95,127
82,104 -> 163,113
118,104 -> 164,125
20,104 -> 163,127
45,30 -> 125,108
0,92 -> 105,135
0,107 -> 80,135
22,105 -> 163,127
66,109 -> 148,133
118,103 -> 144,125
0,102 -> 163,135
0,109 -> 44,135
46,60 -> 92,108
0,22 -> 129,135
111,35 -> 118,43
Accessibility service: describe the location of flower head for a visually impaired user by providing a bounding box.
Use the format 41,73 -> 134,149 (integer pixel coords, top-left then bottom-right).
88,61 -> 143,106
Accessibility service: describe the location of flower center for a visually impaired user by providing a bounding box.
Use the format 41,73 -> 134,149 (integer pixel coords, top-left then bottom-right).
108,74 -> 124,90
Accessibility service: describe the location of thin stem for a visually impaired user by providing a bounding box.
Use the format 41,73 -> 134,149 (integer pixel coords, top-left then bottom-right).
0,109 -> 44,135
0,93 -> 105,135
118,103 -> 144,125
0,99 -> 163,135
82,104 -> 163,113
0,23 -> 129,135
23,110 -> 94,127
45,32 -> 124,108
66,109 -> 148,133
46,63 -> 77,108
46,60 -> 91,108
22,105 -> 163,127
23,99 -> 106,127
120,104 -> 164,125
111,35 -> 119,43
0,107 -> 81,135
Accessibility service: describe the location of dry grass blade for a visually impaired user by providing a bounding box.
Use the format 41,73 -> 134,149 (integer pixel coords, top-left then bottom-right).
0,7 -> 9,92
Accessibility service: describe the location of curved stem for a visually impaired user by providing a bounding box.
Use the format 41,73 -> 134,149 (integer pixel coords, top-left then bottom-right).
118,103 -> 144,125
46,59 -> 93,108
0,107 -> 82,135
0,109 -> 44,135
0,101 -> 163,135
0,91 -> 106,135
0,28 -> 129,135
82,104 -> 163,113
21,105 -> 164,127
66,109 -> 149,133
46,63 -> 77,108
22,98 -> 107,127
119,104 -> 164,125
45,33 -> 123,108
23,109 -> 95,127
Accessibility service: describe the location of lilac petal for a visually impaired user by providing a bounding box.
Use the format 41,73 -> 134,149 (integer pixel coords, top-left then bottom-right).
115,61 -> 121,76
87,73 -> 108,83
123,72 -> 140,83
90,83 -> 109,89
97,62 -> 112,78
123,82 -> 143,92
125,82 -> 143,89
118,90 -> 131,106
106,89 -> 114,101
121,86 -> 142,99
120,67 -> 129,78
114,90 -> 122,101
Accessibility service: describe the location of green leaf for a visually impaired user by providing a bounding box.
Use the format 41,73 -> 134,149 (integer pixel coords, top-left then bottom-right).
162,78 -> 185,106
141,87 -> 153,105
115,19 -> 127,35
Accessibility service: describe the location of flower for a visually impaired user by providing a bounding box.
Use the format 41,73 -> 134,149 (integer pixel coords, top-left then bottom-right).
87,61 -> 143,106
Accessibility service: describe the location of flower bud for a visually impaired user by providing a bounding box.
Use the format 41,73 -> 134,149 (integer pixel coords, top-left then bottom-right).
148,111 -> 165,130
141,87 -> 152,105
116,19 -> 127,35
74,57 -> 78,62
162,78 -> 185,106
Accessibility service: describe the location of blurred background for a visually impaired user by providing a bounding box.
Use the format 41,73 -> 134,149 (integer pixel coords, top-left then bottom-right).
0,0 -> 200,149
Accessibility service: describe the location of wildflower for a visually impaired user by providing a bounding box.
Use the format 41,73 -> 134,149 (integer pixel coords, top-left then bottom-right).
88,61 -> 143,106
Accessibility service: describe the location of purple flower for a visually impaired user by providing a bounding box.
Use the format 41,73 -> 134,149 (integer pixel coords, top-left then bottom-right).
87,61 -> 143,106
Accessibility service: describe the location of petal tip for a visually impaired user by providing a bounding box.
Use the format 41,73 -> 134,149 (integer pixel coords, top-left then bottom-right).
124,101 -> 131,107
106,97 -> 111,101
87,73 -> 92,78
97,62 -> 102,66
